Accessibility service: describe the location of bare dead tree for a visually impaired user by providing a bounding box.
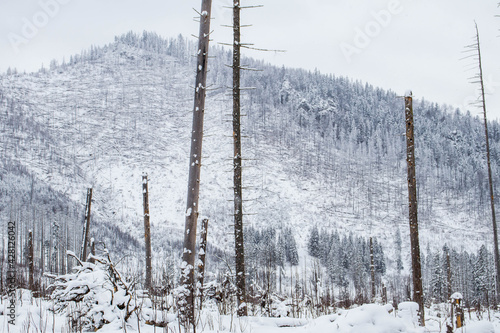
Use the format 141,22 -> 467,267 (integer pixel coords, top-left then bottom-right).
180,0 -> 212,330
142,174 -> 152,293
80,188 -> 92,262
446,249 -> 452,299
197,218 -> 209,310
40,215 -> 44,274
232,0 -> 248,317
370,237 -> 375,301
219,1 -> 283,317
464,22 -> 500,301
404,92 -> 424,326
28,230 -> 34,291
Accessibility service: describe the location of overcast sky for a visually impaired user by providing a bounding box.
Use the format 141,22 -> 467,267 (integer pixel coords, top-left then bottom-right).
1,0 -> 500,120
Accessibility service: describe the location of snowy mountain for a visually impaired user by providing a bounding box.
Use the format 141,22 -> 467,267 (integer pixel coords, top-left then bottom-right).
1,31 -> 498,282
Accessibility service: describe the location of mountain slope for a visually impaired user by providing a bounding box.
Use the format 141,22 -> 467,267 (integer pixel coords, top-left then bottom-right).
0,31 -> 498,272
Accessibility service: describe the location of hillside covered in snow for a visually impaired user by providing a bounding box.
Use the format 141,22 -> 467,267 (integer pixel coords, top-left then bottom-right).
0,31 -> 499,307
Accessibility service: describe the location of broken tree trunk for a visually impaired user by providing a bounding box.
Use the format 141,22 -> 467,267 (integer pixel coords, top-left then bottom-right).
143,174 -> 152,293
81,188 -> 92,262
180,0 -> 212,329
404,93 -> 424,326
89,238 -> 95,264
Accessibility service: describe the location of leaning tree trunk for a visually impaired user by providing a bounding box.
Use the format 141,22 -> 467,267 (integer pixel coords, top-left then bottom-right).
404,93 -> 424,326
232,0 -> 247,317
475,23 -> 500,301
180,0 -> 212,330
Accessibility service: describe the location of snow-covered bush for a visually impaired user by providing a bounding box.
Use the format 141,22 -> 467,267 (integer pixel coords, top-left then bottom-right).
47,250 -> 137,331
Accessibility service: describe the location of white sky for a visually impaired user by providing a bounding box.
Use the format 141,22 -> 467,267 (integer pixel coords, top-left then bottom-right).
1,0 -> 500,120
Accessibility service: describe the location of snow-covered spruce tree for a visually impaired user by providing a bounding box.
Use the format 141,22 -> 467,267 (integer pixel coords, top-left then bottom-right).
319,228 -> 331,265
395,229 -> 404,273
48,250 -> 137,331
277,234 -> 286,269
373,238 -> 386,276
472,244 -> 489,304
307,225 -> 321,259
429,251 -> 444,302
285,228 -> 299,266
442,244 -> 452,300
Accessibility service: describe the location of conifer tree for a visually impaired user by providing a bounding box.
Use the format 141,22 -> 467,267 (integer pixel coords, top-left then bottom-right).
395,229 -> 404,272
430,252 -> 443,301
286,231 -> 299,266
307,225 -> 321,258
473,245 -> 489,302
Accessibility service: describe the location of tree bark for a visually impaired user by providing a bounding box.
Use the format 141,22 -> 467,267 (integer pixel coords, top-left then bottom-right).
233,0 -> 247,317
197,218 -> 209,310
404,93 -> 424,326
143,174 -> 152,293
180,0 -> 212,329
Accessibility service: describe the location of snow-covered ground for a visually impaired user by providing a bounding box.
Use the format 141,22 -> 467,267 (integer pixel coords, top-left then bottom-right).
0,289 -> 497,333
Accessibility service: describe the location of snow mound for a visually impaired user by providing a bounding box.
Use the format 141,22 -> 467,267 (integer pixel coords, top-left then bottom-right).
327,304 -> 411,333
397,301 -> 420,325
465,321 -> 495,333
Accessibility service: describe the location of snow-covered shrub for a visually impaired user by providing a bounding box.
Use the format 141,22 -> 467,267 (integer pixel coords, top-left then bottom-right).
202,274 -> 236,316
47,250 -> 137,331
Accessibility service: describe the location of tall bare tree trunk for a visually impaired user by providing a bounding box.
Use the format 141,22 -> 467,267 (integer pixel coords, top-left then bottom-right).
404,93 -> 424,326
232,0 -> 247,317
370,237 -> 375,301
40,215 -> 44,274
28,230 -> 34,291
474,23 -> 500,300
180,0 -> 212,329
81,188 -> 92,262
197,218 -> 208,310
142,174 -> 152,293
64,216 -> 69,274
446,250 -> 452,299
